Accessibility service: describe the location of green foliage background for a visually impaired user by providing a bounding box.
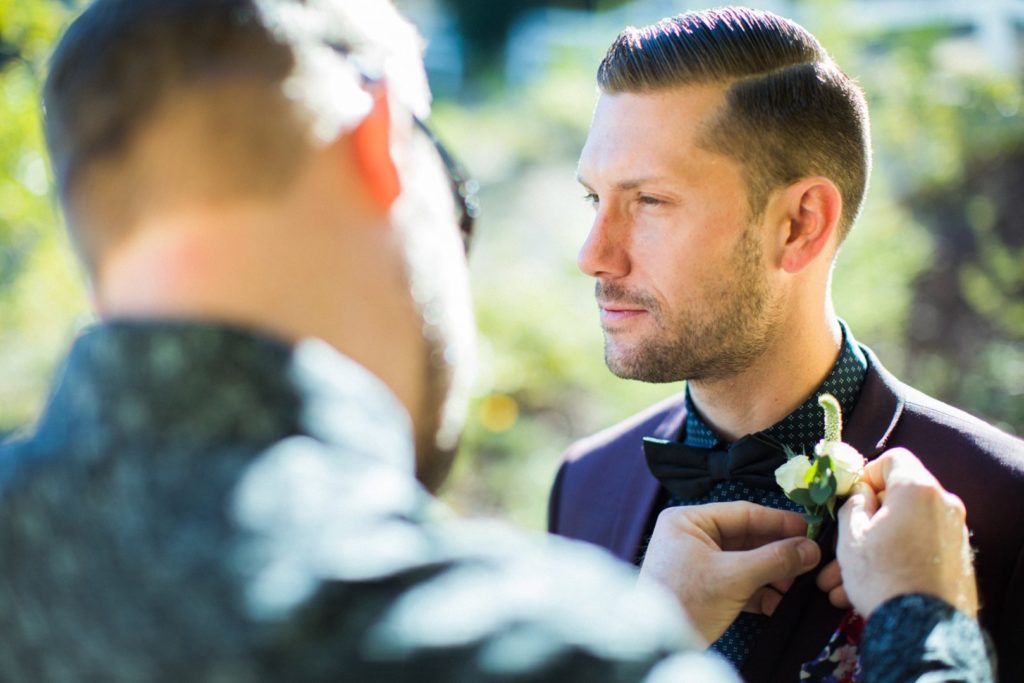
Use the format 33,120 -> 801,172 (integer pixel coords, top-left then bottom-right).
1,1 -> 1021,531
0,0 -> 89,432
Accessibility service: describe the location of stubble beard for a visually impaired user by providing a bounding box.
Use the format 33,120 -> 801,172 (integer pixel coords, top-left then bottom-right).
602,224 -> 783,384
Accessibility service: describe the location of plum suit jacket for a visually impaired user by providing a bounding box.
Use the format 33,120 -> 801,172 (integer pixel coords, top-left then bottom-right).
549,346 -> 1024,682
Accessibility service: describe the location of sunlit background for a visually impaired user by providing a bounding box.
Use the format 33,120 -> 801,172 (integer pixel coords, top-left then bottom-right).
2,0 -> 1022,531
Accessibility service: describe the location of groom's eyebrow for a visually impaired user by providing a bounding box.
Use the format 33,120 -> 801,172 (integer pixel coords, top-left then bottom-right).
576,172 -> 673,190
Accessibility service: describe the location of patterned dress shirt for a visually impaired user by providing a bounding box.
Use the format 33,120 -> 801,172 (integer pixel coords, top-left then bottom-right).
663,321 -> 868,669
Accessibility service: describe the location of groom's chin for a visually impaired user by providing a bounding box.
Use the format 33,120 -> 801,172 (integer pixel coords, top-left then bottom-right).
604,345 -> 648,382
604,343 -> 685,385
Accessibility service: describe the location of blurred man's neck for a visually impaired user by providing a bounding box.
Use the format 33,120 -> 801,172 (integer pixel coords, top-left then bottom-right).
95,200 -> 428,445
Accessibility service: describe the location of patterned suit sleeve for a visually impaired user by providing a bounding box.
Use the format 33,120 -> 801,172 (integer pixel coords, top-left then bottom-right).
860,594 -> 995,683
252,519 -> 727,683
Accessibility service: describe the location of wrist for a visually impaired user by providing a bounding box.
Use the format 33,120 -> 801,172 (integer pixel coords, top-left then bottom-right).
856,571 -> 977,620
861,593 -> 993,683
878,584 -> 977,620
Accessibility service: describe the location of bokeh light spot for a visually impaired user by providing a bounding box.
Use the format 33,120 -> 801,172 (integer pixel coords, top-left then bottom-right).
479,393 -> 518,433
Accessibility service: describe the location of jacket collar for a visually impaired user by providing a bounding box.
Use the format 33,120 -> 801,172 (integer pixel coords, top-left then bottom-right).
842,345 -> 905,461
30,320 -> 416,477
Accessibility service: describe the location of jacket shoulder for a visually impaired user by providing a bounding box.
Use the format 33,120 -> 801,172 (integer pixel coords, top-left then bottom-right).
549,394 -> 683,546
895,383 -> 1024,464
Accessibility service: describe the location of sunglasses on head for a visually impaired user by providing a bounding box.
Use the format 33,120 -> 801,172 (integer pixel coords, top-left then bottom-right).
412,115 -> 478,253
329,43 -> 479,254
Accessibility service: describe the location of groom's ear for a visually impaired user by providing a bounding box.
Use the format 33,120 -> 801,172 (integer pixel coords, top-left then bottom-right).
769,177 -> 842,273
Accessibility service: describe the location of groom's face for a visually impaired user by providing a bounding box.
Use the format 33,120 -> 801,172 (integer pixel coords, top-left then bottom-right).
576,85 -> 783,383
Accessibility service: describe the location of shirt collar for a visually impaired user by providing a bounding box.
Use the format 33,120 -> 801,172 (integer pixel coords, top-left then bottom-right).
683,320 -> 867,453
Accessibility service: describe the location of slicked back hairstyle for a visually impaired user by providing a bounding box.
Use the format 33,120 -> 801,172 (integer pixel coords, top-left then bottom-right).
597,7 -> 871,240
43,0 -> 426,274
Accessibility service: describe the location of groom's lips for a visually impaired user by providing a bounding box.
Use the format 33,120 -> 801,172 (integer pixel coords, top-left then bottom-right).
598,302 -> 648,324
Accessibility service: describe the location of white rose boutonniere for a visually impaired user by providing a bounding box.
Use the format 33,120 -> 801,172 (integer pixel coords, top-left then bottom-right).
815,440 -> 864,497
774,393 -> 866,539
775,455 -> 812,493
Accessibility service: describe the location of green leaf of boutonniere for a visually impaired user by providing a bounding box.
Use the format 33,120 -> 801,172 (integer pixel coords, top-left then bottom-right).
787,488 -> 815,508
810,479 -> 832,505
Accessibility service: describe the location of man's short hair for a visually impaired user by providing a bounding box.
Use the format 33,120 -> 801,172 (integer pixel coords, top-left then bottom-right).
43,0 -> 426,273
597,7 -> 870,239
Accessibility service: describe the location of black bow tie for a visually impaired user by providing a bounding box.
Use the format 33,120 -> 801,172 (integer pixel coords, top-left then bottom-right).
643,433 -> 789,500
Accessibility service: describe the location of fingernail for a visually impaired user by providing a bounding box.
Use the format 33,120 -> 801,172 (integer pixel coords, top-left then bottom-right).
797,540 -> 818,565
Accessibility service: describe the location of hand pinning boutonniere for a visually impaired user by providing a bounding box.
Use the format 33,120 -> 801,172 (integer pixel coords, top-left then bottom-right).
774,394 -> 866,539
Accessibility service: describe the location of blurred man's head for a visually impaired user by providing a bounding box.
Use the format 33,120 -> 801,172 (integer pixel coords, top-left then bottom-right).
43,0 -> 476,488
577,7 -> 869,383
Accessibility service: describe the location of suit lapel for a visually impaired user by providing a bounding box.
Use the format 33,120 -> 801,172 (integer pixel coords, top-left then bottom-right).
844,345 -> 905,461
740,349 -> 905,682
611,396 -> 687,565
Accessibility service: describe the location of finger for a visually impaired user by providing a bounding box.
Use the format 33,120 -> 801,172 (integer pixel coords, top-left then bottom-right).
690,502 -> 808,550
742,586 -> 786,617
723,536 -> 820,596
943,491 -> 967,524
816,559 -> 843,592
769,576 -> 795,595
861,452 -> 889,493
828,584 -> 851,609
838,481 -> 877,540
862,448 -> 938,493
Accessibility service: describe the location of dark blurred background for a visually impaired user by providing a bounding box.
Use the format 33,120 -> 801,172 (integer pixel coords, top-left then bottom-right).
2,0 -> 1022,529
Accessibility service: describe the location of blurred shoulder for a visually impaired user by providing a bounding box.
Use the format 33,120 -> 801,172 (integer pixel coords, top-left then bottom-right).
343,518 -> 701,680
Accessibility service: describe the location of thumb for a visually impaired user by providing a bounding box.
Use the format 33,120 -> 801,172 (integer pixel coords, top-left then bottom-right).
724,537 -> 820,595
839,481 -> 877,540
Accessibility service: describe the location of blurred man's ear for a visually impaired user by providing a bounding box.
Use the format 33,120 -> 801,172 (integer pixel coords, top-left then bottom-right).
350,89 -> 401,212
